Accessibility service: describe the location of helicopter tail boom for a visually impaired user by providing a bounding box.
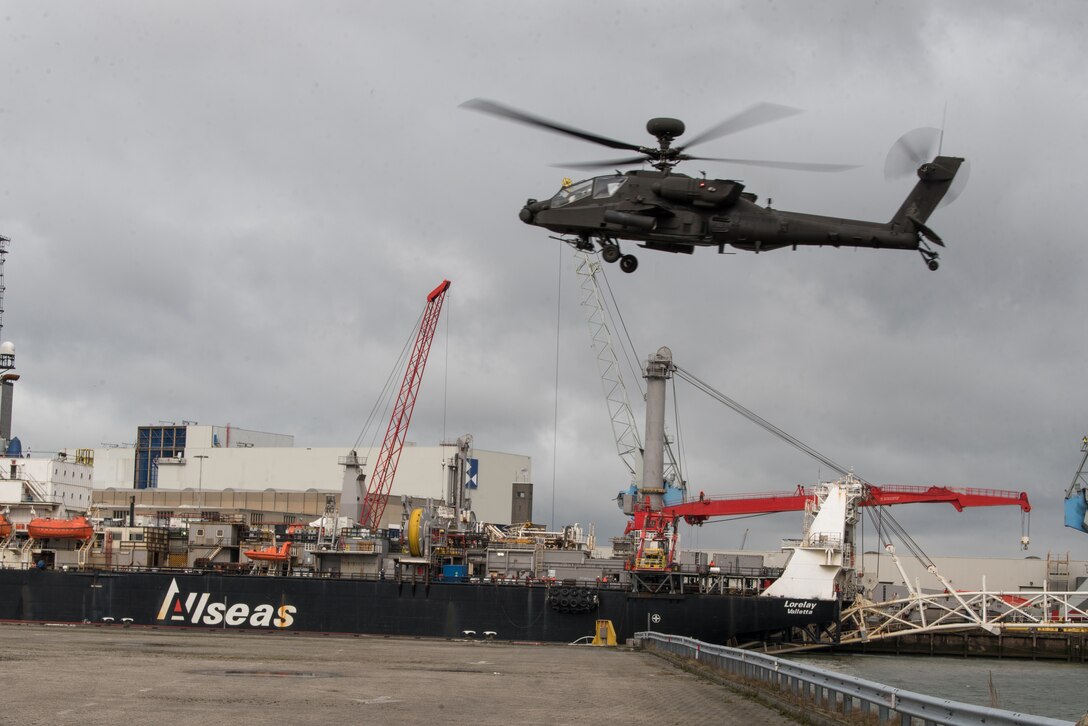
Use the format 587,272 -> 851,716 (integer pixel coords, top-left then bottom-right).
889,155 -> 964,229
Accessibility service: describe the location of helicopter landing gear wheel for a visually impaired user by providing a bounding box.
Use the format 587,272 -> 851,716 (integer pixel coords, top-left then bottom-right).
619,254 -> 639,273
601,244 -> 622,264
919,246 -> 940,272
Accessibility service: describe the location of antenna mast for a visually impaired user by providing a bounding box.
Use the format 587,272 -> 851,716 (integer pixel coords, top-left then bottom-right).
0,235 -> 10,369
0,237 -> 15,453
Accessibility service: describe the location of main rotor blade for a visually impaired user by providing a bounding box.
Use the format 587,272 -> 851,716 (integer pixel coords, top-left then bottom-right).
550,155 -> 649,170
685,156 -> 860,172
461,98 -> 642,152
678,103 -> 804,152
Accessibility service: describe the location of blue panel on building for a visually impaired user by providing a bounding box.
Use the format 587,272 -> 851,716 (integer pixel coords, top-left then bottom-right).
134,425 -> 186,489
465,458 -> 479,489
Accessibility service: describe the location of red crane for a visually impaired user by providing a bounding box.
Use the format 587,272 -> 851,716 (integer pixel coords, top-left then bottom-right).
358,279 -> 451,532
666,483 -> 1031,526
624,483 -> 1031,574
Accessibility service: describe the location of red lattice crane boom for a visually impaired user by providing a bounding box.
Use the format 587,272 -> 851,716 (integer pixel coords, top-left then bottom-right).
358,279 -> 451,531
667,483 -> 1031,526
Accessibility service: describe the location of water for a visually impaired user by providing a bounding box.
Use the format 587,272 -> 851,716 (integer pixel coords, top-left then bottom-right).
788,653 -> 1087,722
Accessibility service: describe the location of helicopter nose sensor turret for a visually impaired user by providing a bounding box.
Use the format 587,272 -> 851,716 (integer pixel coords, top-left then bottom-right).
520,198 -> 549,224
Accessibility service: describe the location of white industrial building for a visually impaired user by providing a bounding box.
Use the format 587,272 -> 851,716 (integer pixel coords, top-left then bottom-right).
90,423 -> 534,527
0,450 -> 95,525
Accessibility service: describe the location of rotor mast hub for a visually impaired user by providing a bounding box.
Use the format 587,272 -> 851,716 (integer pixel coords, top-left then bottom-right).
642,118 -> 686,170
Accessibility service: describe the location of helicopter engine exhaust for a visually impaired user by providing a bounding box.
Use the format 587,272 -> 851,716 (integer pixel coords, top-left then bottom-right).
604,210 -> 657,231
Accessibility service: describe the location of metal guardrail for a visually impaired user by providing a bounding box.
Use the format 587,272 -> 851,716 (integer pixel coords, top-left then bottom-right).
635,632 -> 1073,726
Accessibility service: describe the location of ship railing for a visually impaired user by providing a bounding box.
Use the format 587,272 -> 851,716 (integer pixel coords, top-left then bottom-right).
337,453 -> 368,467
696,571 -> 784,596
707,565 -> 782,578
802,533 -> 843,549
486,541 -> 539,552
635,632 -> 1069,726
25,561 -> 683,592
29,562 -> 648,591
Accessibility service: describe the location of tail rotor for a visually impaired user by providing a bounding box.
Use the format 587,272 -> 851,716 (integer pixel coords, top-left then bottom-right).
885,127 -> 970,207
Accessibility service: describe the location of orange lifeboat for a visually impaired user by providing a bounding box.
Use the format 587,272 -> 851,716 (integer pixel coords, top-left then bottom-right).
0,513 -> 11,538
244,541 -> 292,562
27,515 -> 94,540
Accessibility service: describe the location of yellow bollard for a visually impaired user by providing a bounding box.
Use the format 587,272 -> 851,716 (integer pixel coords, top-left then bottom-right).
591,619 -> 617,646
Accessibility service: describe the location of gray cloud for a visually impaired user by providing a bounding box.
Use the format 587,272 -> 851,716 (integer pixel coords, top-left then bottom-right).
1,1 -> 1084,558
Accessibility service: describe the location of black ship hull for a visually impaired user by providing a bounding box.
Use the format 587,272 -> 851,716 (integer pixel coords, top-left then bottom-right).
0,568 -> 838,644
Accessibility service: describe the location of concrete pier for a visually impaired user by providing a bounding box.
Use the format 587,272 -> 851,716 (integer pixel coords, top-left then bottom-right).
0,624 -> 798,725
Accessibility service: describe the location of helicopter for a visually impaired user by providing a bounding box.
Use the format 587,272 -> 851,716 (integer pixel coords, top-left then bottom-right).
462,99 -> 965,272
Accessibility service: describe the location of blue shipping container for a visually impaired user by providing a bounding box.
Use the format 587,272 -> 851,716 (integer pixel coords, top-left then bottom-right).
442,565 -> 468,581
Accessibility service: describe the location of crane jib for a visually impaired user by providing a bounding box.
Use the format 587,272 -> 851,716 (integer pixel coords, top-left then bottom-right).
359,279 -> 452,532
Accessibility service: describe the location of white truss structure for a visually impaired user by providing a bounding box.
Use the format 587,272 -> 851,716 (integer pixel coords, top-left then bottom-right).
573,251 -> 644,481
573,250 -> 683,489
837,585 -> 1088,644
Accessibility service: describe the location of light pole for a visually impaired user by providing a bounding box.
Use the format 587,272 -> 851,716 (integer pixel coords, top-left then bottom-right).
194,455 -> 209,515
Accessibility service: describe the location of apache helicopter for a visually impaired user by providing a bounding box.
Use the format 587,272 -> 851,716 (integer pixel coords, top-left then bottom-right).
462,99 -> 966,272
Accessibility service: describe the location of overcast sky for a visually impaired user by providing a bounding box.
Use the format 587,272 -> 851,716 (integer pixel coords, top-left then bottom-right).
2,1 -> 1086,564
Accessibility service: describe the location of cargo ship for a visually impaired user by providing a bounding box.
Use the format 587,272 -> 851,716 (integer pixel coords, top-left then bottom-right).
0,567 -> 838,644
0,230 -> 1040,647
0,343 -> 848,645
0,483 -> 844,644
0,471 -> 844,645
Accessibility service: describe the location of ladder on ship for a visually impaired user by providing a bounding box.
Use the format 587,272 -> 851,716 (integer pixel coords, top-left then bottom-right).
205,536 -> 225,564
76,534 -> 96,570
14,463 -> 50,503
533,541 -> 544,579
19,536 -> 36,567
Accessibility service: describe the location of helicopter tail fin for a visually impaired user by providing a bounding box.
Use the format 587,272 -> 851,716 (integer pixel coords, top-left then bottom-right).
889,155 -> 965,228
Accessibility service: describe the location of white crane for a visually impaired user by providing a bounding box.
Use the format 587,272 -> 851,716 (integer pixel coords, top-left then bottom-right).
572,250 -> 683,493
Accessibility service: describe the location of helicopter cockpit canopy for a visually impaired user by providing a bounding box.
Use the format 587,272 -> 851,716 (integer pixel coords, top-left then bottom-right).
550,175 -> 627,209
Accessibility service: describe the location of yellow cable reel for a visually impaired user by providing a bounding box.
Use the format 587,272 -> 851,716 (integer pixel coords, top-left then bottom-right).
407,507 -> 425,557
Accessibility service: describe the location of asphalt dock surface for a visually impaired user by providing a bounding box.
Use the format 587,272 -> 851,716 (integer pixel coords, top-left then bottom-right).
0,623 -> 801,725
